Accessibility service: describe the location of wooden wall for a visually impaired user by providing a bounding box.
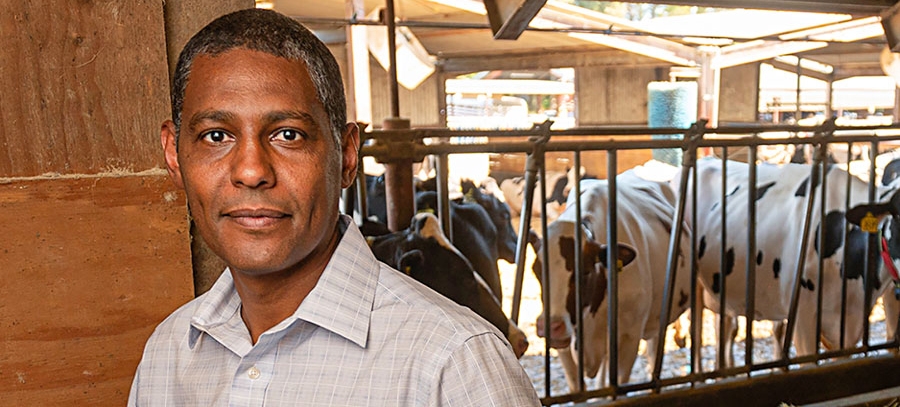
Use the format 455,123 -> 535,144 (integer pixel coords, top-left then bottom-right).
575,65 -> 666,126
369,55 -> 442,127
0,0 -> 246,405
720,62 -> 762,123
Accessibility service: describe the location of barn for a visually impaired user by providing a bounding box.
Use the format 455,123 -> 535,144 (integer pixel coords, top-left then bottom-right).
4,0 -> 900,406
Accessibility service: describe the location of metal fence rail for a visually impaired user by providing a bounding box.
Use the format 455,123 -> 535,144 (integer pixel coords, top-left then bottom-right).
355,119 -> 900,406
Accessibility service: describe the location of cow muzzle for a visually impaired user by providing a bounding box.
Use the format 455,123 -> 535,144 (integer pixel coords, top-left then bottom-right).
508,321 -> 529,358
535,314 -> 573,349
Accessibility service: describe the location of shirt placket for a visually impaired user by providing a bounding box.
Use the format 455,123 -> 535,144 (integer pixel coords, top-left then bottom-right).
230,334 -> 277,407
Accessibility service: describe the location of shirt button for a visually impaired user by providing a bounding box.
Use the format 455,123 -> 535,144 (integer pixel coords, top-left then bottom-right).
248,366 -> 261,380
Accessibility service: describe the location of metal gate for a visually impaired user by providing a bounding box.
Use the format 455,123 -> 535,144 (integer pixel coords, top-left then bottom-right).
354,118 -> 900,406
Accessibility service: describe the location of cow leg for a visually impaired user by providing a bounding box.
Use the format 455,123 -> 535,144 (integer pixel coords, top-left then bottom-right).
616,333 -> 641,385
643,337 -> 662,379
772,319 -> 787,368
712,313 -> 737,369
792,306 -> 819,358
882,293 -> 900,352
558,346 -> 580,393
672,312 -> 690,349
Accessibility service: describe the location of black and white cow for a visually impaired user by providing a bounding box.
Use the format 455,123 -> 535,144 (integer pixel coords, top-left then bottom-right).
460,179 -> 519,265
499,167 -> 595,221
366,213 -> 529,358
347,174 -> 520,300
882,157 -> 900,187
414,186 -> 517,299
678,157 -> 900,362
533,170 -> 693,390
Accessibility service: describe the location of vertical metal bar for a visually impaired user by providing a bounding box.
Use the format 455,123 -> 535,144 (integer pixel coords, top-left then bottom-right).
383,118 -> 413,231
782,143 -> 823,360
511,151 -> 540,324
840,142 -> 852,349
573,151 -> 586,392
746,142 -> 758,368
539,151 -> 552,398
607,150 -> 620,393
436,153 -> 452,241
654,128 -> 699,385
355,152 -> 368,222
384,0 -> 400,119
690,156 -> 701,378
864,140 -> 879,348
718,149 -> 729,370
815,143 -> 828,360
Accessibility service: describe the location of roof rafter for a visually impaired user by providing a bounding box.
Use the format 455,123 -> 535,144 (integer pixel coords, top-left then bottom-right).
483,0 -> 548,39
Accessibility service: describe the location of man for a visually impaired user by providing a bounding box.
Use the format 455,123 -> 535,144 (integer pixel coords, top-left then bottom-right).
128,8 -> 540,406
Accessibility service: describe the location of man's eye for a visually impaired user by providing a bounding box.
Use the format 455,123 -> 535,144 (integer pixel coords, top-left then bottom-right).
272,129 -> 303,142
201,131 -> 230,143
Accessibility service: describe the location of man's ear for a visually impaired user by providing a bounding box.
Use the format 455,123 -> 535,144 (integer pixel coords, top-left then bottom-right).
340,122 -> 360,189
161,120 -> 184,189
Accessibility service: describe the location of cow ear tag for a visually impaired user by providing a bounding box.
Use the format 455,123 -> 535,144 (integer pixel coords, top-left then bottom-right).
861,211 -> 879,234
463,189 -> 476,204
616,259 -> 624,273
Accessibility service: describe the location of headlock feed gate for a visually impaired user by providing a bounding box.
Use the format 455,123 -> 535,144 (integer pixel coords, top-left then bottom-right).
350,119 -> 900,406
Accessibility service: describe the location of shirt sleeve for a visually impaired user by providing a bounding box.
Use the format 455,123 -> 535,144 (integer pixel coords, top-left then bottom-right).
434,332 -> 541,407
127,360 -> 141,407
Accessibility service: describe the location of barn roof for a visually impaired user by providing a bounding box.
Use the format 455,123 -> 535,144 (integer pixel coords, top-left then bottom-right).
272,0 -> 892,84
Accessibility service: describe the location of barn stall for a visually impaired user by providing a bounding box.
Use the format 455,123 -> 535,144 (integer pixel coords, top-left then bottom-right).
5,0 -> 900,406
285,0 -> 900,405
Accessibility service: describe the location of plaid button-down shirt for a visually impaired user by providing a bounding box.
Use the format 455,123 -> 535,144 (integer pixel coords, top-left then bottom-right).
128,216 -> 540,406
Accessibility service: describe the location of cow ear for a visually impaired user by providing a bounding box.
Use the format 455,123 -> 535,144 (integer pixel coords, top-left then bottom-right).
596,243 -> 637,272
847,203 -> 891,232
398,249 -> 425,275
528,229 -> 542,253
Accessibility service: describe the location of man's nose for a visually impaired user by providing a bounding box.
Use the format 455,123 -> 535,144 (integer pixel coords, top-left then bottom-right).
230,139 -> 275,189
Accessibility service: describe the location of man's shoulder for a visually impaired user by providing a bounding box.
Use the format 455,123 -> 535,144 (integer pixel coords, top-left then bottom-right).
143,295 -> 203,347
373,263 -> 504,340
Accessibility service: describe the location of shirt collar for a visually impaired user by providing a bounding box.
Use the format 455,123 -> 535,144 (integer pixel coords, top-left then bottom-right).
188,215 -> 379,350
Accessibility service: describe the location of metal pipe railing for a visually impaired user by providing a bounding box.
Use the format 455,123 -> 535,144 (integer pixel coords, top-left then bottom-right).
352,120 -> 900,406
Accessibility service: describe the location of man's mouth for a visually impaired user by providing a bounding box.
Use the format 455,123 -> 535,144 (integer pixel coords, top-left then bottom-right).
223,208 -> 290,228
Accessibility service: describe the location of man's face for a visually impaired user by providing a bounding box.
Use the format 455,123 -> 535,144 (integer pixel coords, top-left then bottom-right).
161,48 -> 358,277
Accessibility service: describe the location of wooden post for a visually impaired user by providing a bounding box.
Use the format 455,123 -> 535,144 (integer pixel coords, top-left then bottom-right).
162,0 -> 254,296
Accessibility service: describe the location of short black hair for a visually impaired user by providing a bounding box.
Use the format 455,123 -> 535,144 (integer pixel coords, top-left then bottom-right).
171,8 -> 346,146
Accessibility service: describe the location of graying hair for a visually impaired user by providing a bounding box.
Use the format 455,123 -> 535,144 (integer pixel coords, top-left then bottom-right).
171,8 -> 346,147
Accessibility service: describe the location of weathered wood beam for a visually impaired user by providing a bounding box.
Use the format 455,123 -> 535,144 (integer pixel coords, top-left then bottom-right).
718,40 -> 828,69
603,0 -> 896,16
438,48 -> 670,73
537,1 -> 699,66
483,0 -> 548,40
767,58 -> 832,81
833,65 -> 891,79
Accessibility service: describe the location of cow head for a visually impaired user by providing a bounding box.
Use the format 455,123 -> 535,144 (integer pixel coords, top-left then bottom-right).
367,213 -> 529,358
847,188 -> 900,287
460,178 -> 519,263
532,220 -> 636,350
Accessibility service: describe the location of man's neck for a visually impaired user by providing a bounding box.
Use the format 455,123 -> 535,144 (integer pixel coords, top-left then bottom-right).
232,222 -> 343,344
